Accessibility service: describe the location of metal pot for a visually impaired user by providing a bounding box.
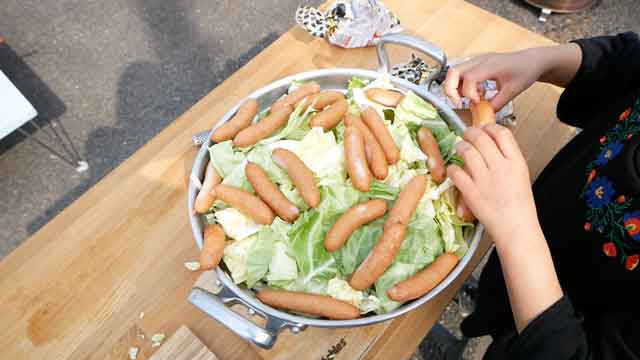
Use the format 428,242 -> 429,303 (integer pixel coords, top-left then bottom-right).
187,34 -> 484,349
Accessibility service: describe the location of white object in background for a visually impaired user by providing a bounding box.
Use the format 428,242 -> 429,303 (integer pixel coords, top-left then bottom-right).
0,70 -> 38,140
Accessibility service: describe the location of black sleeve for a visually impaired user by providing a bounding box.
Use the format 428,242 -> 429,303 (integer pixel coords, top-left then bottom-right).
508,296 -> 588,359
506,296 -> 640,360
557,32 -> 640,128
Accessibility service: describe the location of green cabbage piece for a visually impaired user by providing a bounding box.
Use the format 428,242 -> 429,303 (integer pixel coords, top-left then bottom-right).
208,140 -> 245,177
395,90 -> 437,126
246,145 -> 292,185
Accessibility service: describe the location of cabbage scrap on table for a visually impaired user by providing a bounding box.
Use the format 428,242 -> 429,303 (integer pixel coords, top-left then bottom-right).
204,76 -> 473,315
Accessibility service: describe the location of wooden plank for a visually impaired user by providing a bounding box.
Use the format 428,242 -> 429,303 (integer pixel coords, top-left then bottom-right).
149,326 -> 218,360
0,0 -> 574,359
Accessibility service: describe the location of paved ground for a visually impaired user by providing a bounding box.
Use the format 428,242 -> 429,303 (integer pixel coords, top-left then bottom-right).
1,0 -> 638,358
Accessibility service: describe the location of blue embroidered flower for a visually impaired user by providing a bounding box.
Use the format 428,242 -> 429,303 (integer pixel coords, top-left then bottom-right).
585,177 -> 616,209
624,211 -> 640,242
595,141 -> 624,166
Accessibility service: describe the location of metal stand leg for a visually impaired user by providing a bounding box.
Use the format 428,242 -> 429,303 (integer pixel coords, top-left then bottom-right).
538,8 -> 552,23
18,118 -> 89,172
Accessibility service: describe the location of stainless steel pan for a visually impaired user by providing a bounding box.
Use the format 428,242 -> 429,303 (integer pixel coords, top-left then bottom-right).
187,34 -> 484,349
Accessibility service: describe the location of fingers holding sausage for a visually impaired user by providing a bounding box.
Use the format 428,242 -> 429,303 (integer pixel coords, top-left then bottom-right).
344,126 -> 372,192
246,162 -> 300,223
214,184 -> 275,225
212,99 -> 259,143
200,224 -> 227,270
256,289 -> 360,320
272,148 -> 321,208
470,100 -> 497,127
324,199 -> 387,252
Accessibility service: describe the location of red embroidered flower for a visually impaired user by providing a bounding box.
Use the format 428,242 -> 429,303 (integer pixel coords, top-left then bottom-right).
617,195 -> 626,204
584,222 -> 592,231
600,136 -> 607,144
603,242 -> 617,257
619,108 -> 632,121
628,133 -> 634,140
624,211 -> 640,240
625,255 -> 639,271
587,169 -> 597,184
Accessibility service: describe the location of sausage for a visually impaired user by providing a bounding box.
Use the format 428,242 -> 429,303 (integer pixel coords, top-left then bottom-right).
344,126 -> 372,192
324,199 -> 388,252
194,161 -> 222,214
272,148 -> 321,208
309,98 -> 348,130
271,82 -> 321,112
245,162 -> 300,223
211,99 -> 259,143
417,127 -> 446,184
361,107 -> 400,164
470,100 -> 497,127
349,224 -> 407,290
233,105 -> 293,148
308,90 -> 346,110
214,184 -> 275,225
200,224 -> 226,270
256,289 -> 360,320
387,253 -> 459,301
365,88 -> 405,107
384,175 -> 428,230
344,114 -> 388,180
456,191 -> 475,222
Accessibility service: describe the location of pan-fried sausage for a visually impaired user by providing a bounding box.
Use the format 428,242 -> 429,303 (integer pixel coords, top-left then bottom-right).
344,114 -> 388,180
233,105 -> 293,147
387,253 -> 459,301
324,199 -> 387,252
194,161 -> 222,214
245,162 -> 299,223
349,224 -> 407,290
364,88 -> 405,107
256,289 -> 360,320
470,100 -> 496,127
214,184 -> 275,225
344,126 -> 372,192
272,148 -> 321,208
310,98 -> 348,130
271,82 -> 321,112
361,107 -> 400,164
211,99 -> 259,143
200,224 -> 226,270
417,127 -> 446,184
384,175 -> 427,230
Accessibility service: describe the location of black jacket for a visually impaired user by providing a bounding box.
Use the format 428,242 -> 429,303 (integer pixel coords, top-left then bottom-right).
461,32 -> 640,360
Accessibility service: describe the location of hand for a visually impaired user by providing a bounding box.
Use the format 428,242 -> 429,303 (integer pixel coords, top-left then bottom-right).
447,125 -> 540,245
444,50 -> 546,111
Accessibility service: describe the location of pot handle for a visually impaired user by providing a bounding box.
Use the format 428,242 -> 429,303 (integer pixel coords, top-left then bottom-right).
376,33 -> 448,83
189,285 -> 306,349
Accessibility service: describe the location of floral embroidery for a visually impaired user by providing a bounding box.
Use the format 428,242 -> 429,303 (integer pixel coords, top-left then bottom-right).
585,177 -> 616,208
583,100 -> 640,270
623,211 -> 640,241
595,141 -> 624,166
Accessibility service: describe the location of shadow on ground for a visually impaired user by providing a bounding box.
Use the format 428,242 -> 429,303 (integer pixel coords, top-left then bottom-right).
26,0 -> 279,233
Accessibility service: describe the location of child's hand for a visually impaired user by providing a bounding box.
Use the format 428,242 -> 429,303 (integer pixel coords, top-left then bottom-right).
447,125 -> 540,246
444,50 -> 546,111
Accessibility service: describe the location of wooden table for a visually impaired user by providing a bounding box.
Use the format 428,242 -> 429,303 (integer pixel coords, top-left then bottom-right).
0,1 -> 576,359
